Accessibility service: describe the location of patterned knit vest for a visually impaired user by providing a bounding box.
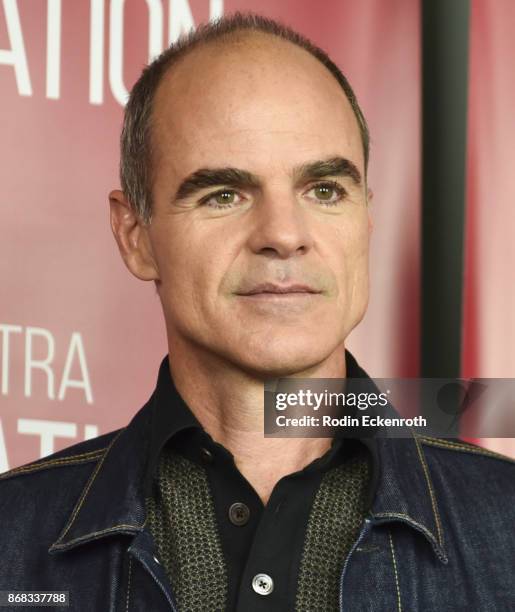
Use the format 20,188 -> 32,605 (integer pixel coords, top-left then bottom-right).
145,444 -> 369,611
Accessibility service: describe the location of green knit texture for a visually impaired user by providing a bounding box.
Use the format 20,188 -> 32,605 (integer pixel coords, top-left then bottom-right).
145,450 -> 227,612
295,445 -> 370,611
145,443 -> 369,611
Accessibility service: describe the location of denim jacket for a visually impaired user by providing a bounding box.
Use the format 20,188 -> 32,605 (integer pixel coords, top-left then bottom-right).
1,377 -> 515,611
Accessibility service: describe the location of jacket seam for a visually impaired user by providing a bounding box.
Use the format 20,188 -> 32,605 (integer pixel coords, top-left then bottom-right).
50,524 -> 143,551
0,449 -> 107,480
53,429 -> 125,545
372,512 -> 438,548
418,436 -> 515,464
388,529 -> 402,612
125,556 -> 132,611
413,434 -> 445,549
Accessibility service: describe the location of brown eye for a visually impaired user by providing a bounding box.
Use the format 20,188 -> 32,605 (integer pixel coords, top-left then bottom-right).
214,191 -> 236,205
201,189 -> 244,209
306,182 -> 346,206
314,185 -> 335,200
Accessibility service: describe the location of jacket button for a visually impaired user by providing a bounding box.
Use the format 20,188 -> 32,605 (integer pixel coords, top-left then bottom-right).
200,447 -> 214,463
228,502 -> 250,526
252,573 -> 274,596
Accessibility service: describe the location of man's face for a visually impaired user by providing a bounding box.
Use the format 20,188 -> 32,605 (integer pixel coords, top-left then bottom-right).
146,34 -> 372,376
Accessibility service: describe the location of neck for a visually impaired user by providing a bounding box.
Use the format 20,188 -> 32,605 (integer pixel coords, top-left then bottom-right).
166,335 -> 347,505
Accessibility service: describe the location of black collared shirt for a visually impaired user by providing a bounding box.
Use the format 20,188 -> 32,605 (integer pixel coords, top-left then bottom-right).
144,351 -> 376,611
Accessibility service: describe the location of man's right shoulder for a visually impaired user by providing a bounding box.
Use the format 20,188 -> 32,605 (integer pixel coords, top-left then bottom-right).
0,428 -> 123,484
0,427 -> 130,580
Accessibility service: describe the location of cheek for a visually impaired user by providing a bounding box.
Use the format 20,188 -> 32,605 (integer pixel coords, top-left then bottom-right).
148,227 -> 196,319
331,218 -> 370,301
161,239 -> 226,321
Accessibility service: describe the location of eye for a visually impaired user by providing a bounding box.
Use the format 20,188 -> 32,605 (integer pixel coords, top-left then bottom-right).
200,189 -> 244,209
305,181 -> 347,206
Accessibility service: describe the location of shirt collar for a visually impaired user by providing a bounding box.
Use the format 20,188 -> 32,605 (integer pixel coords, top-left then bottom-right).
143,356 -> 203,496
49,350 -> 447,564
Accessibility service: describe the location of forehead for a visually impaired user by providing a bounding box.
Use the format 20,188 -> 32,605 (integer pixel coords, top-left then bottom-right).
151,33 -> 363,177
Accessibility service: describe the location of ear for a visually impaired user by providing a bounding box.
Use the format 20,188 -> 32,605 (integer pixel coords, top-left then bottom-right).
108,189 -> 160,281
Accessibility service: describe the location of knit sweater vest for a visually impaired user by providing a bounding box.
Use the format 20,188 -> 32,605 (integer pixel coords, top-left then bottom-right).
145,444 -> 369,611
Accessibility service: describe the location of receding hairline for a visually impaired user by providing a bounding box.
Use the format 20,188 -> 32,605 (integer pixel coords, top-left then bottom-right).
154,27 -> 351,94
151,29 -> 296,103
149,29 -> 363,164
120,12 -> 370,223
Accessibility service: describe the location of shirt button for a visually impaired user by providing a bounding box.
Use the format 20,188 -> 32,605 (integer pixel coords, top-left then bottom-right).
200,447 -> 214,463
228,502 -> 250,526
252,573 -> 274,596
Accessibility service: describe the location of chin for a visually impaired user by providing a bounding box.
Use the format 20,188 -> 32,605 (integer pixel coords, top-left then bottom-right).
229,335 -> 336,379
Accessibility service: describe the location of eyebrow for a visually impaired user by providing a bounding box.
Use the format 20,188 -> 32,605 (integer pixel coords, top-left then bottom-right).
173,156 -> 362,202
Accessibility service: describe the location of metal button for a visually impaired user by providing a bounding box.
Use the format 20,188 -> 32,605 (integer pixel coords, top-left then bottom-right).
252,573 -> 274,596
153,555 -> 160,564
200,447 -> 214,463
228,502 -> 250,526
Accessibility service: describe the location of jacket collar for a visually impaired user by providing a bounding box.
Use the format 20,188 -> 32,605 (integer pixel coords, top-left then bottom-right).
344,352 -> 447,563
49,351 -> 447,564
48,396 -> 152,553
366,435 -> 447,563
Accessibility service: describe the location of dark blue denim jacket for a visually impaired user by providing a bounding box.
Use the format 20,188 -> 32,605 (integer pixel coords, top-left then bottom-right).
1,371 -> 515,611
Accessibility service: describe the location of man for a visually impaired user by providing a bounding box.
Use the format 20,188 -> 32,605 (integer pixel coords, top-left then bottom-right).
1,12 -> 514,612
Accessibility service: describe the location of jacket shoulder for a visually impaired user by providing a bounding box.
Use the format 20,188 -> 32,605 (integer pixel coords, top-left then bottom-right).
417,434 -> 515,465
0,428 -> 123,482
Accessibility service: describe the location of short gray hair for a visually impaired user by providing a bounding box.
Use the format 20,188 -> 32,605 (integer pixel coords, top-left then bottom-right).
120,12 -> 370,224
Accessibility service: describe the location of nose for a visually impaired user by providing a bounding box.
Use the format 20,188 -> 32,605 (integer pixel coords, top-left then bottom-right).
246,192 -> 314,259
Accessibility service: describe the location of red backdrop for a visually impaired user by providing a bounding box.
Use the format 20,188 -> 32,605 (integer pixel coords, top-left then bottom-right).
0,0 -> 450,471
463,0 -> 515,456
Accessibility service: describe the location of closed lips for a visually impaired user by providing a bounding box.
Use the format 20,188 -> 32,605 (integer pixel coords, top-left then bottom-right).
238,283 -> 320,295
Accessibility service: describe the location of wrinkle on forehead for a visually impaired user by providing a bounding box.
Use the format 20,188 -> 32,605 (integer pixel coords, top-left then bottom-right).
151,31 -> 364,179
153,30 -> 354,124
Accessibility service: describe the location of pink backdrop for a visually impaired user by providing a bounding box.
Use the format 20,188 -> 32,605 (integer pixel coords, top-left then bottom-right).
1,0 -> 419,470
464,0 -> 515,456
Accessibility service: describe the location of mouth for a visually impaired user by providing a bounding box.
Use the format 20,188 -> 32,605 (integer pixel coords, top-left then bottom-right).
236,283 -> 322,297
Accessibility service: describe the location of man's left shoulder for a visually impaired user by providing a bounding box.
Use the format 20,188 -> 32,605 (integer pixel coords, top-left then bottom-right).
417,435 -> 515,466
414,435 -> 515,559
417,435 -> 515,496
